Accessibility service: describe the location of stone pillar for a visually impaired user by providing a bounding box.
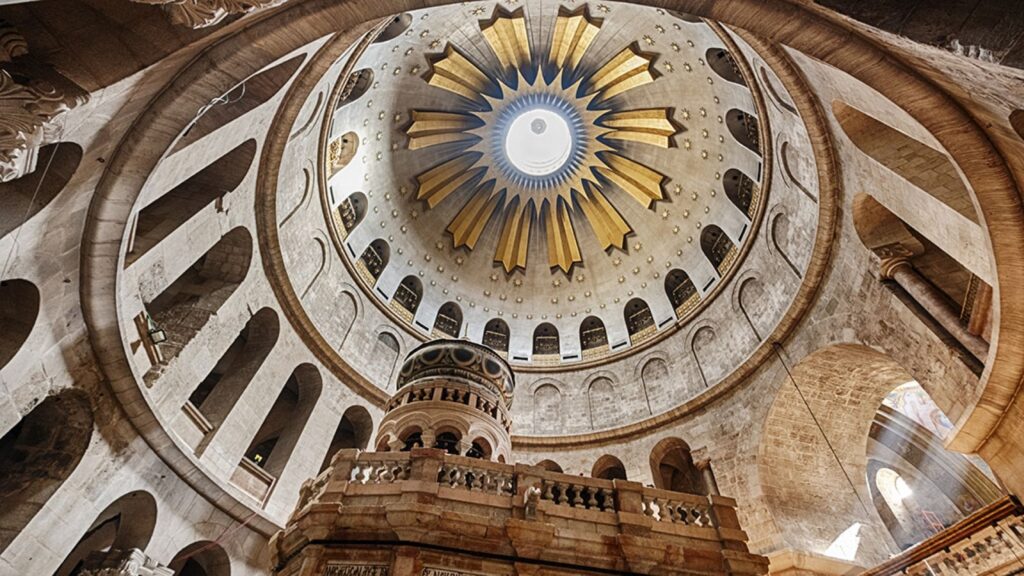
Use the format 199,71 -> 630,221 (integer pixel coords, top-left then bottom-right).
695,458 -> 720,497
77,548 -> 174,576
881,257 -> 989,361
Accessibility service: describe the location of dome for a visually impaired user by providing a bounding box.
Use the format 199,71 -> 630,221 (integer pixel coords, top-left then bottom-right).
4,0 -> 1023,574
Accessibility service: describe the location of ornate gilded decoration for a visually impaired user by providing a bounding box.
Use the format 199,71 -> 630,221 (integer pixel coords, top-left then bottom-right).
408,6 -> 678,273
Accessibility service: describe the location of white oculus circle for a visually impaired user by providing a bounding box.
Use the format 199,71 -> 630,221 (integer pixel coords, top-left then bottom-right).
504,108 -> 573,176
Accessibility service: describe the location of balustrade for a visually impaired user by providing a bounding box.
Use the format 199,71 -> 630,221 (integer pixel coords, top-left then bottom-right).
641,492 -> 712,527
437,460 -> 516,495
539,478 -> 616,512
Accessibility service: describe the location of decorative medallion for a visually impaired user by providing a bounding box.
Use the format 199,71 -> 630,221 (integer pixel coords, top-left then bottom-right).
407,6 -> 679,273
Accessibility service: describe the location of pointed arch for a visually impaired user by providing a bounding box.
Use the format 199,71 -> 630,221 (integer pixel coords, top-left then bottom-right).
54,490 -> 158,576
650,437 -> 705,495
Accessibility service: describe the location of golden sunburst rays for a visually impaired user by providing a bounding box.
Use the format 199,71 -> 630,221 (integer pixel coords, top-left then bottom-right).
407,5 -> 678,274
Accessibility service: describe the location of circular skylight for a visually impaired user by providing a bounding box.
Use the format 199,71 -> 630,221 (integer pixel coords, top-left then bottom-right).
504,108 -> 574,176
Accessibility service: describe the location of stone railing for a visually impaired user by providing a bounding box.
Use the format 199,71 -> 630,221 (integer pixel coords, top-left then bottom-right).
384,381 -> 512,432
641,487 -> 713,527
862,496 -> 1024,576
278,447 -> 768,575
437,459 -> 516,495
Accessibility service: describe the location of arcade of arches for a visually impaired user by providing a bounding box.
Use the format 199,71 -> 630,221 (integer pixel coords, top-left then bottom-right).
1,0 -> 1024,574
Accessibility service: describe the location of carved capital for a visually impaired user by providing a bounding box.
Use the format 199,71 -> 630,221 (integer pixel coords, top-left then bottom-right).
131,0 -> 286,28
0,25 -> 88,182
0,20 -> 29,62
77,548 -> 174,576
879,256 -> 913,280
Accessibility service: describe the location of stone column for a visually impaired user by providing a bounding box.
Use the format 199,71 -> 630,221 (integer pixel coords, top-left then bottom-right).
695,459 -> 720,497
881,257 -> 989,361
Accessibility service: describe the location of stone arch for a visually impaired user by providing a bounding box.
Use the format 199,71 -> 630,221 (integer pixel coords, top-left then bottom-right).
700,224 -> 735,275
371,329 -> 401,388
55,490 -> 158,576
639,356 -> 670,414
723,167 -> 756,218
649,437 -> 704,494
433,427 -> 462,454
319,404 -> 373,471
770,210 -> 802,278
579,315 -> 608,356
144,226 -> 253,368
592,454 -> 628,480
172,53 -> 306,153
586,376 -> 616,430
532,323 -> 559,357
327,130 -> 359,176
758,344 -> 931,566
690,325 -> 717,388
338,191 -> 367,234
433,301 -> 462,338
533,382 -> 563,434
186,308 -> 280,443
244,363 -> 323,477
779,140 -> 817,202
332,290 -> 359,349
393,275 -> 423,318
535,459 -> 564,473
335,68 -> 373,109
301,235 -> 329,299
759,66 -> 796,115
126,139 -> 256,267
737,275 -> 770,341
466,436 -> 492,460
279,162 -> 314,228
358,238 -> 389,281
167,541 -> 231,576
0,142 -> 83,239
726,108 -> 760,155
483,318 -> 510,354
289,90 -> 324,142
0,389 -> 92,553
0,278 -> 40,371
706,47 -> 745,86
1012,109 -> 1023,141
665,269 -> 698,318
832,99 -> 978,223
867,382 -> 1003,550
624,298 -> 655,344
373,13 -> 412,42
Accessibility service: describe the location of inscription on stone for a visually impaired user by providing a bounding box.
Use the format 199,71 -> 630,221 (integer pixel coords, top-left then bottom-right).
422,568 -> 487,576
323,564 -> 390,576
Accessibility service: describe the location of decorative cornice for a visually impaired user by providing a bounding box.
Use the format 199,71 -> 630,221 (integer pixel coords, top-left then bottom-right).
0,27 -> 87,182
131,0 -> 285,28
